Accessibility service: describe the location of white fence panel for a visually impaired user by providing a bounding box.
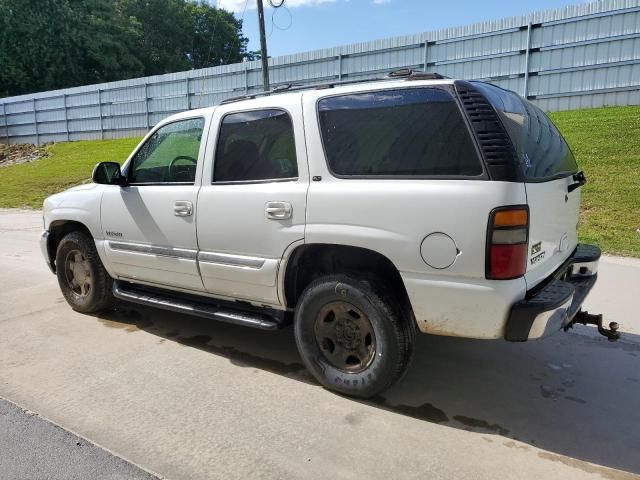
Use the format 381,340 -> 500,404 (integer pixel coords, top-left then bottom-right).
1,0 -> 639,145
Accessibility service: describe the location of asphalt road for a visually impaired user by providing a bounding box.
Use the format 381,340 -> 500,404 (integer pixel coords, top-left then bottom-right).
1,209 -> 639,480
0,397 -> 158,480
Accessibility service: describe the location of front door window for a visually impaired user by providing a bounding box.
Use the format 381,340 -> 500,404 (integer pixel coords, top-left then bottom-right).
129,118 -> 204,184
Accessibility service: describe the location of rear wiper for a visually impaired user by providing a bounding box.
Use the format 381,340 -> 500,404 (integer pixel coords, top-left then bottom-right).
568,171 -> 586,193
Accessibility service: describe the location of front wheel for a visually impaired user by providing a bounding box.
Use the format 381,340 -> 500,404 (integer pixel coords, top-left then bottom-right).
56,231 -> 115,313
294,274 -> 414,398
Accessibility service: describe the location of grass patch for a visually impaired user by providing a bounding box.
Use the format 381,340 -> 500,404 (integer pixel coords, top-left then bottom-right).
549,106 -> 640,257
0,105 -> 638,256
0,138 -> 140,208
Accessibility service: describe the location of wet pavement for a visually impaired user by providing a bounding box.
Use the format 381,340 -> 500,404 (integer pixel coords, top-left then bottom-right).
1,209 -> 639,480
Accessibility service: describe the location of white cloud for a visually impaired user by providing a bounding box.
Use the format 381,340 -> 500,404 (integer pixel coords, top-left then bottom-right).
218,0 -> 336,12
217,0 -> 387,12
283,0 -> 336,6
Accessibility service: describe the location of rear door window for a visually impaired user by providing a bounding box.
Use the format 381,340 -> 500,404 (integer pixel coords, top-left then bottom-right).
471,82 -> 578,181
214,109 -> 298,182
317,88 -> 482,177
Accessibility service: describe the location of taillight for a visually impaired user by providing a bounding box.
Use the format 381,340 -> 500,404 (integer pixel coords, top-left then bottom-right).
487,206 -> 529,280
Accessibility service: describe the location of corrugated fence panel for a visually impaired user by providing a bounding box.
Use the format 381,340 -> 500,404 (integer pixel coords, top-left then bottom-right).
1,0 -> 639,145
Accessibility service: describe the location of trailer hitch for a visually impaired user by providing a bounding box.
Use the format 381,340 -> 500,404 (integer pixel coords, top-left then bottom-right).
565,310 -> 620,341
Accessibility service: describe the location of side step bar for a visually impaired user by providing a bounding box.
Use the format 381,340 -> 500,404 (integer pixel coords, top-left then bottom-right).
113,281 -> 287,331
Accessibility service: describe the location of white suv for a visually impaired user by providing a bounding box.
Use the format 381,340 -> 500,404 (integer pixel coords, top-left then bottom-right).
41,72 -> 613,398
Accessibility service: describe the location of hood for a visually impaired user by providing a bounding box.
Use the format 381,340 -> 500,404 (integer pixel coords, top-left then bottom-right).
66,183 -> 98,192
42,183 -> 98,211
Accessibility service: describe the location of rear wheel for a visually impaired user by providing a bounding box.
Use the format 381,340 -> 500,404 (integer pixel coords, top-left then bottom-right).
294,274 -> 414,398
56,231 -> 114,313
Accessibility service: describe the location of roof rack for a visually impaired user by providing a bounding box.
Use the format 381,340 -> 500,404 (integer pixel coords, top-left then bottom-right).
387,68 -> 448,80
219,83 -> 307,105
219,69 -> 448,105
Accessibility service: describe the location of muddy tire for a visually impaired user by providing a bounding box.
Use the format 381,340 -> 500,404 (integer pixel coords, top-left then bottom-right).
56,231 -> 115,313
294,274 -> 414,398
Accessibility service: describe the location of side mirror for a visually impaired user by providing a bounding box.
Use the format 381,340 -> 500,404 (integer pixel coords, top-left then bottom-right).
92,161 -> 126,186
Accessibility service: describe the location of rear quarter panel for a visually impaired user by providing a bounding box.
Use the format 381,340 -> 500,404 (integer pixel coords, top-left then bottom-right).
302,90 -> 528,338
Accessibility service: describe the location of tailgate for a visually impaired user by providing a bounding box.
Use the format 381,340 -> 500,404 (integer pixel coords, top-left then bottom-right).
524,176 -> 580,288
465,82 -> 583,289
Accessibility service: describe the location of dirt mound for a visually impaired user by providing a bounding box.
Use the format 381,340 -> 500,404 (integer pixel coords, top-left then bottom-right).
0,143 -> 49,168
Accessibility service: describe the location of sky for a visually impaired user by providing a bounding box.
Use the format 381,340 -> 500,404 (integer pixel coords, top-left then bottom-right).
216,0 -> 590,57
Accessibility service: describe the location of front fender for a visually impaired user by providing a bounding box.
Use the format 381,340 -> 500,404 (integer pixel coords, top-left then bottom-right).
43,186 -> 103,239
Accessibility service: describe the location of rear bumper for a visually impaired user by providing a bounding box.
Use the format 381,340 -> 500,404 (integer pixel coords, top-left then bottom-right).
505,244 -> 600,341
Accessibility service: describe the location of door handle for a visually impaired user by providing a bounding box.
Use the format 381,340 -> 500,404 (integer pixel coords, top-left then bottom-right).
174,200 -> 193,217
265,201 -> 292,220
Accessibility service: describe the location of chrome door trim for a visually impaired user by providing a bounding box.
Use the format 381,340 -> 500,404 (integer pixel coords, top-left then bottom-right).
108,241 -> 198,260
198,251 -> 266,269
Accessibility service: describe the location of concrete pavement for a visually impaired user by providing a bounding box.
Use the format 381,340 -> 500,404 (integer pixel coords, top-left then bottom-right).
0,209 -> 639,480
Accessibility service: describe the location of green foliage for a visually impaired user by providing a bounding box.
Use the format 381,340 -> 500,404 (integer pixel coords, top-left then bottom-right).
0,0 -> 248,97
185,1 -> 248,69
118,0 -> 247,74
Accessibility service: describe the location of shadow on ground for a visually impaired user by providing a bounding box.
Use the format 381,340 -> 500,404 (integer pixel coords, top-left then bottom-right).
97,303 -> 640,475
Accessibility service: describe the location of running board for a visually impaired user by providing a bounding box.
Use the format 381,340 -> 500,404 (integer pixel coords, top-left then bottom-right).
112,281 -> 286,330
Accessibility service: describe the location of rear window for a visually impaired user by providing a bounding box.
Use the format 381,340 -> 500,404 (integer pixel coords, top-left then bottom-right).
472,82 -> 578,181
317,88 -> 482,177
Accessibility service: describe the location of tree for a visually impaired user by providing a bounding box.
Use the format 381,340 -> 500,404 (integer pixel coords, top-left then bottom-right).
0,0 -> 84,96
119,0 -> 248,73
0,0 -> 249,97
118,0 -> 193,75
73,0 -> 145,83
0,0 -> 143,96
185,1 -> 248,69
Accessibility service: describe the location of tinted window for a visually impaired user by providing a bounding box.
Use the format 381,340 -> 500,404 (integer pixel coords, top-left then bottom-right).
129,118 -> 204,184
214,109 -> 298,182
318,88 -> 482,177
472,82 -> 578,181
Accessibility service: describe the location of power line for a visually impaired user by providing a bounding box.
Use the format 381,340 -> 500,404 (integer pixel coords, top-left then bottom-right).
273,5 -> 292,32
223,0 -> 250,66
204,1 -> 225,67
267,4 -> 292,38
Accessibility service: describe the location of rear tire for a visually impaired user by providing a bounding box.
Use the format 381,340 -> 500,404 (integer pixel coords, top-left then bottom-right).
56,231 -> 115,313
294,274 -> 414,398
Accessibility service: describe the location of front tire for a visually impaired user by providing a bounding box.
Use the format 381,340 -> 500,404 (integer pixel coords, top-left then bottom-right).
294,274 -> 414,398
56,231 -> 114,313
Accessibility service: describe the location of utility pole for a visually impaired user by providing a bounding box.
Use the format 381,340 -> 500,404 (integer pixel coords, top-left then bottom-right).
256,0 -> 270,91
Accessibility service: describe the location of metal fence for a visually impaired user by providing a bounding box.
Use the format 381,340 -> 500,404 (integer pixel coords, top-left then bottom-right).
1,0 -> 639,146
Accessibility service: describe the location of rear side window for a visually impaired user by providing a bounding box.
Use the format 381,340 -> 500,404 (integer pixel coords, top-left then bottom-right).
318,88 -> 482,177
472,82 -> 578,181
214,109 -> 298,182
